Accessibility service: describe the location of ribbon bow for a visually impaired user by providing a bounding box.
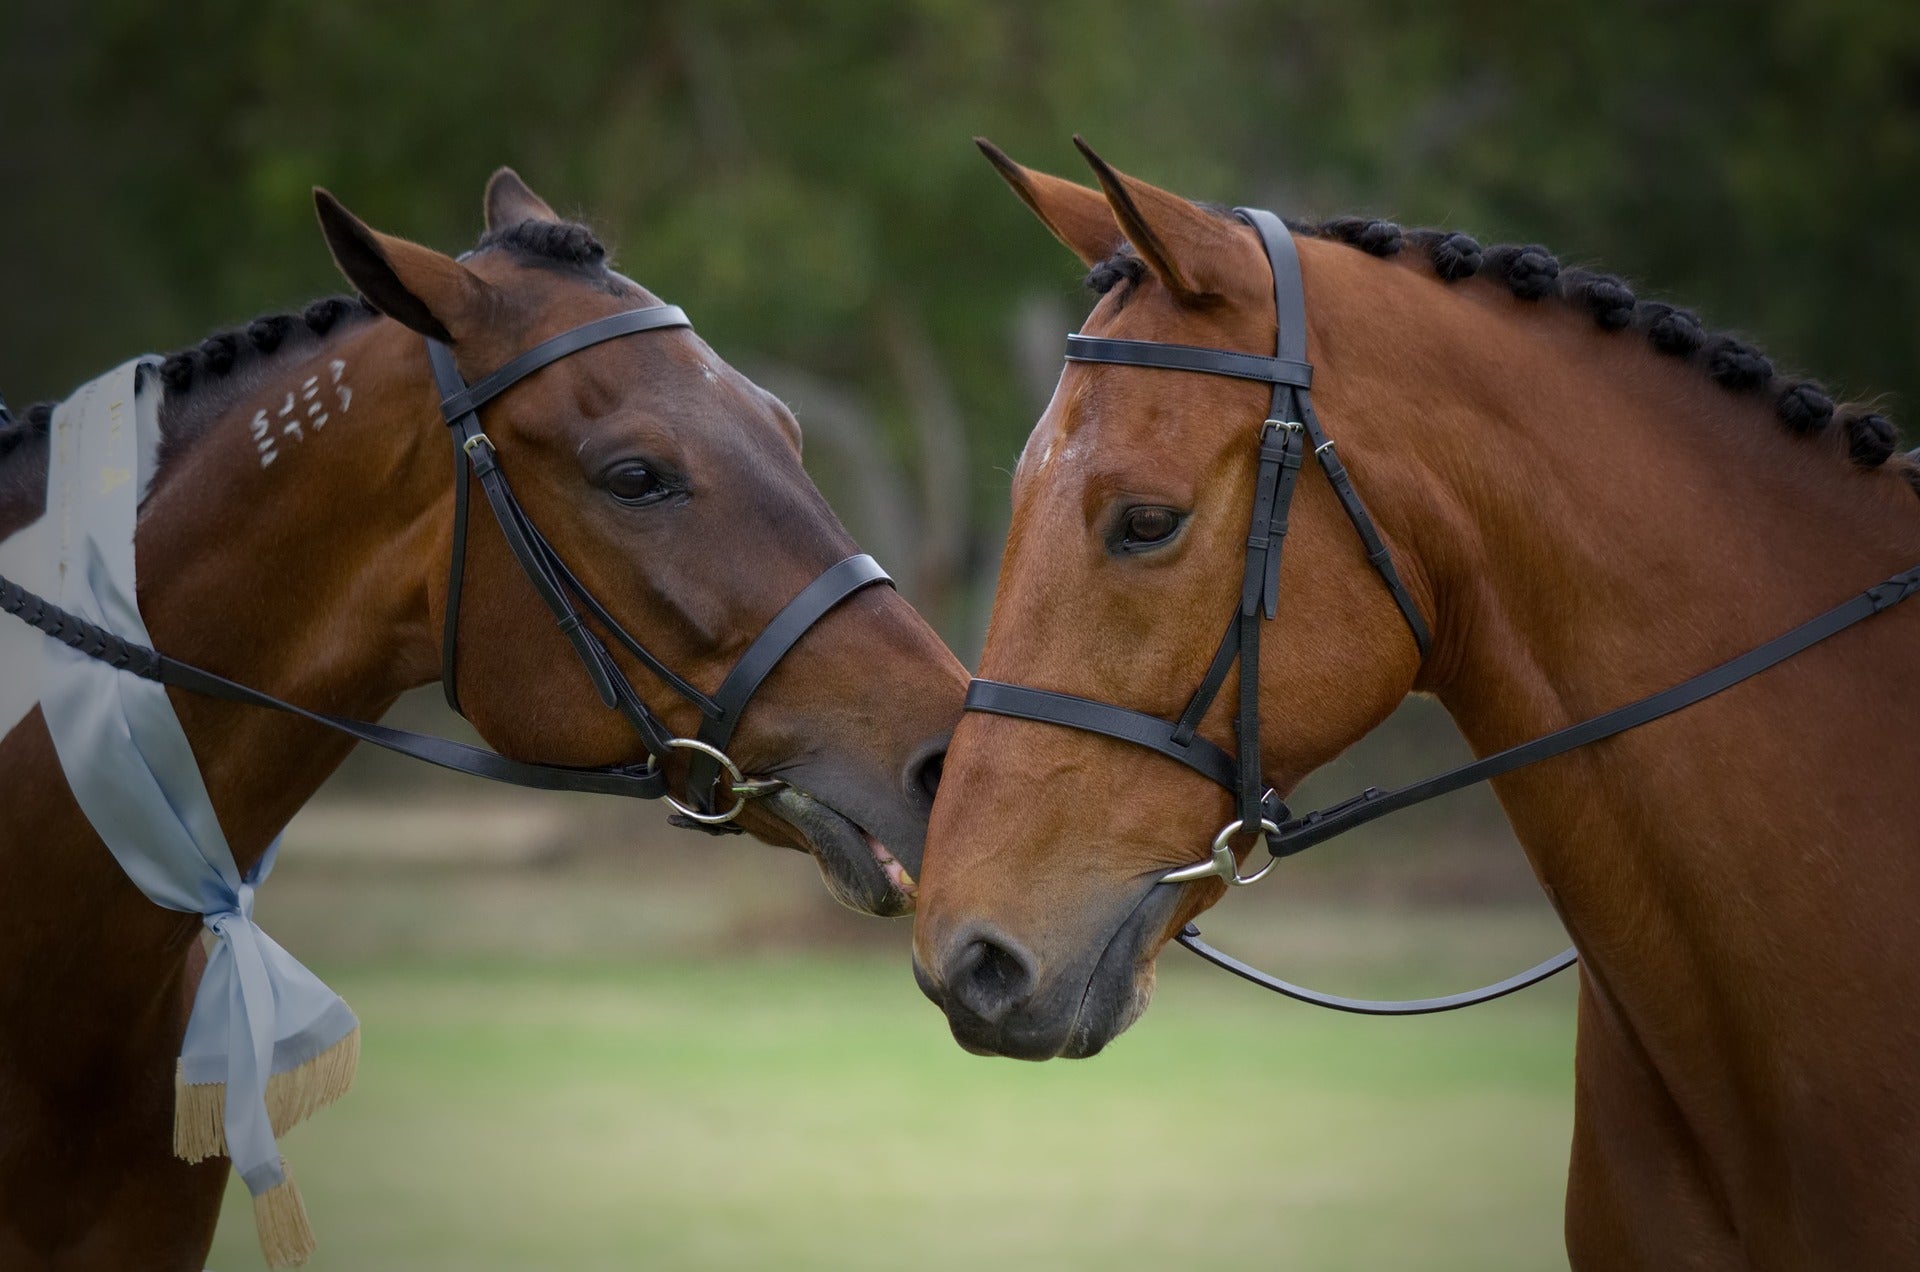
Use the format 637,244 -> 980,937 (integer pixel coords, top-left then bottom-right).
31,359 -> 357,1266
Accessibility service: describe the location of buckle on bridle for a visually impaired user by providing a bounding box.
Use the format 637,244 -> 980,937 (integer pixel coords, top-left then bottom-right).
462,432 -> 494,456
1160,815 -> 1282,886
1263,418 -> 1304,434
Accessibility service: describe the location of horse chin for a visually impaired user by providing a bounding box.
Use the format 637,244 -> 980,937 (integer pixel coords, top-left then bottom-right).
760,785 -> 917,918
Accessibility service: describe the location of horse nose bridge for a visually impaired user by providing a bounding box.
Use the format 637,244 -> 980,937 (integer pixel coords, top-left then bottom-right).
790,576 -> 967,724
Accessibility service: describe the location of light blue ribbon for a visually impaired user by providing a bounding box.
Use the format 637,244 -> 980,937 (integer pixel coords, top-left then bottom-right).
33,358 -> 356,1197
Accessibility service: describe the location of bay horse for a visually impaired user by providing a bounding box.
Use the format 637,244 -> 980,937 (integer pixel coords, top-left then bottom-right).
0,169 -> 963,1269
912,139 -> 1920,1269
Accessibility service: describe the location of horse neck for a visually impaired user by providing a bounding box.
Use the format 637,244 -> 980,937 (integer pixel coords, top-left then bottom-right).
129,319 -> 447,875
1318,265 -> 1920,1067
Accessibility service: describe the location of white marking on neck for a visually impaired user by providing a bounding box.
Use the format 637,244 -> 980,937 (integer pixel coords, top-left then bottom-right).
249,359 -> 355,468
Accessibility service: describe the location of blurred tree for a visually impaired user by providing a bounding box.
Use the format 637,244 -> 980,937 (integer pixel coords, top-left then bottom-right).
4,0 -> 1917,644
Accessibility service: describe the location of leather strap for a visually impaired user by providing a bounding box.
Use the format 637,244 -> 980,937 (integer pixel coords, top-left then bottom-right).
429,306 -> 699,724
536,545 -> 722,716
1298,401 -> 1433,656
0,573 -> 668,800
684,553 -> 892,810
1065,336 -> 1312,388
1235,208 -> 1307,365
1270,562 -> 1920,860
436,306 -> 691,421
440,440 -> 472,714
965,679 -> 1240,791
1176,924 -> 1578,1016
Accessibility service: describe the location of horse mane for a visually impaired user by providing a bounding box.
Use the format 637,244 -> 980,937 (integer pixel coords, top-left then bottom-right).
1084,216 -> 1916,491
0,215 -> 621,532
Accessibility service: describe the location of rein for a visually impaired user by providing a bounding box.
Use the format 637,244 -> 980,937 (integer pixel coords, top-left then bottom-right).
965,208 -> 1920,1015
0,304 -> 892,832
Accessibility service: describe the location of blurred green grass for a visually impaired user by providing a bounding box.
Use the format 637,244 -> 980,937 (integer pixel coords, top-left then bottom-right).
208,948 -> 1574,1271
205,749 -> 1576,1271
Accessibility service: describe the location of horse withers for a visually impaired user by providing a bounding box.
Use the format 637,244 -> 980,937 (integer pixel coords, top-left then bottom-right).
0,169 -> 964,1269
912,140 -> 1920,1269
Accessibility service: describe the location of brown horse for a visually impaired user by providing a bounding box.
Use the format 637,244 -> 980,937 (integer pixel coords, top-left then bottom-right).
0,169 -> 964,1269
913,140 -> 1920,1269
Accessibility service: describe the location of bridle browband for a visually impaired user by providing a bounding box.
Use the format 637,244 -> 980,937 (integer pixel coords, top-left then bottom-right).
965,207 -> 1920,1015
1,304 -> 892,831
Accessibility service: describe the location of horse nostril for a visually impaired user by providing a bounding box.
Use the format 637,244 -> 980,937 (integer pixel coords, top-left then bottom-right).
906,737 -> 948,807
946,932 -> 1036,1026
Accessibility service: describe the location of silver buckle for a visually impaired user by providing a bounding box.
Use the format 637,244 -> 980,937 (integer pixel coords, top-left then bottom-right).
1263,418 -> 1304,434
1160,816 -> 1282,886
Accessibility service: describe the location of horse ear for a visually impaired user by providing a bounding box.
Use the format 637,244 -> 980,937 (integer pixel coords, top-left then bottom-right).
313,189 -> 497,344
484,167 -> 559,232
975,138 -> 1123,268
1072,136 -> 1240,304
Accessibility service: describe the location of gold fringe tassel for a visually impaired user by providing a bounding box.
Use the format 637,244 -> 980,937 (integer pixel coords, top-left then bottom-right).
172,1025 -> 361,1162
253,1159 -> 317,1268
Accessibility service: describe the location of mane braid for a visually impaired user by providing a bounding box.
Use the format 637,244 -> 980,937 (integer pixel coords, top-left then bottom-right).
1302,216 -> 1910,478
473,219 -> 606,270
1088,207 -> 1908,483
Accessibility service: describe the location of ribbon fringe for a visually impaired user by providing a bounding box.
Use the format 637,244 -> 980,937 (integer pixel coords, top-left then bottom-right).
253,1159 -> 317,1268
172,1025 -> 360,1162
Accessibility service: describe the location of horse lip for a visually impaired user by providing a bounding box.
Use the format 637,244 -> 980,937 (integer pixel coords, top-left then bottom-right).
1058,874 -> 1180,1058
760,784 -> 915,917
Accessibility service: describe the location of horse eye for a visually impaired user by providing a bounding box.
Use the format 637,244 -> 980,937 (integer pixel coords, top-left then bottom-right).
605,461 -> 668,506
1118,506 -> 1182,551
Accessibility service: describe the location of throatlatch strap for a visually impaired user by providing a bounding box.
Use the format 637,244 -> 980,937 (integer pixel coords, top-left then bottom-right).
1299,402 -> 1432,656
684,553 -> 892,810
1238,207 -> 1432,657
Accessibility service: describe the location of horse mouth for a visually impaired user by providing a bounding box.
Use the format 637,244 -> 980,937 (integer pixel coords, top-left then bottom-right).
1056,878 -> 1178,1057
759,785 -> 917,917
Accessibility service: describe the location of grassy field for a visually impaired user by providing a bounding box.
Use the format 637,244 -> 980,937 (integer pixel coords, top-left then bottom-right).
199,777 -> 1578,1270
208,949 -> 1575,1271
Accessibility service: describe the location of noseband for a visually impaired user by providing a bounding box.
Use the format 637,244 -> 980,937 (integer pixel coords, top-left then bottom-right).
2,304 -> 892,832
965,208 -> 1920,1014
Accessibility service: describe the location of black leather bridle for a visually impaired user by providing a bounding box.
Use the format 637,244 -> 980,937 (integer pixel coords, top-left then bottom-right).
1,305 -> 892,832
965,208 -> 1920,1014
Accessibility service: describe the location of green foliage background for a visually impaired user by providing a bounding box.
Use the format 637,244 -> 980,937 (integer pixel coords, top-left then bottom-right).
7,8 -> 1914,1265
6,3 -> 1918,629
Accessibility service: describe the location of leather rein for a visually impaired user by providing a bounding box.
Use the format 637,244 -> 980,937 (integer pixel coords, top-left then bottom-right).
964,207 -> 1920,1015
1,305 -> 892,833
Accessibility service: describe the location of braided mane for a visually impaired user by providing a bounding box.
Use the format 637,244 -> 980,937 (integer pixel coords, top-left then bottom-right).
0,216 -> 617,516
1085,217 -> 1912,485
